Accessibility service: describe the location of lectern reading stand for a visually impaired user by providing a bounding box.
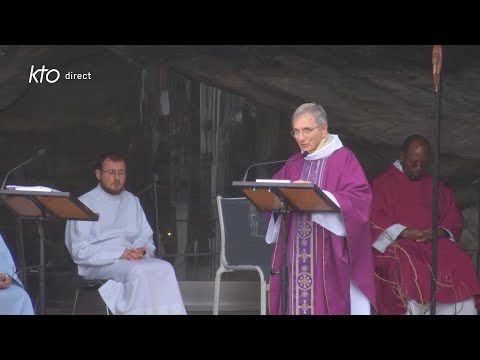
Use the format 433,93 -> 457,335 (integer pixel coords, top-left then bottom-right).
232,181 -> 340,315
0,189 -> 98,315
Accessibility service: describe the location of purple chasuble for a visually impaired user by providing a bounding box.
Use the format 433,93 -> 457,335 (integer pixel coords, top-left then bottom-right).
269,147 -> 376,315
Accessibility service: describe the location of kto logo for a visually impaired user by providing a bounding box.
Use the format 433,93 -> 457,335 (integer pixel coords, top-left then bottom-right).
29,65 -> 60,84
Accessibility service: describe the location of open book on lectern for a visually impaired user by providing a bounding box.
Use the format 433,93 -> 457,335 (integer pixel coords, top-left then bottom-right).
232,181 -> 340,213
0,189 -> 98,221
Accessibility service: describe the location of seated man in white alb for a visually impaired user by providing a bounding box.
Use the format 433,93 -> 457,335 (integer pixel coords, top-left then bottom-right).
65,152 -> 186,315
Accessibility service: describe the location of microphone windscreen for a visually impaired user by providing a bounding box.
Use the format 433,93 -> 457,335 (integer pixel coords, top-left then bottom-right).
302,151 -> 308,158
37,148 -> 47,156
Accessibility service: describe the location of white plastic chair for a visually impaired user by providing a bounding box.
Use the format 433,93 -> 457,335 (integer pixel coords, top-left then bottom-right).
214,196 -> 273,315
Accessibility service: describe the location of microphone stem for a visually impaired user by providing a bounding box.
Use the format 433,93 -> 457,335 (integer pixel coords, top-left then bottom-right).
242,152 -> 308,182
242,159 -> 290,182
1,156 -> 38,189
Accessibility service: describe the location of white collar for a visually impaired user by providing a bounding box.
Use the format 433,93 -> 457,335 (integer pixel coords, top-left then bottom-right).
393,160 -> 404,173
304,134 -> 343,160
95,183 -> 124,200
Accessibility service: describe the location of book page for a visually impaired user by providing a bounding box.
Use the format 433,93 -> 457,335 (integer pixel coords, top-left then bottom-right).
255,179 -> 291,183
6,185 -> 60,192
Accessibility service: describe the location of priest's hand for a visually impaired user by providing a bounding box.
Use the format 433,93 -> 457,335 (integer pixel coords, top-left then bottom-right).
401,227 -> 449,243
135,247 -> 147,258
400,228 -> 424,241
0,273 -> 12,289
416,228 -> 449,242
121,248 -> 146,260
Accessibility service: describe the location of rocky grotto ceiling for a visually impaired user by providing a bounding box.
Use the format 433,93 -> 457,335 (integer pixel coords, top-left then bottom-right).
0,44 -> 479,205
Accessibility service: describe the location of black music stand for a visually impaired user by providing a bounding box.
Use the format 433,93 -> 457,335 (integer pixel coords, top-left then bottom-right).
0,189 -> 98,315
232,181 -> 339,315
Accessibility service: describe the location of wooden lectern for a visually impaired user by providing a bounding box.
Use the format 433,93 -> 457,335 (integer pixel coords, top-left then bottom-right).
232,181 -> 339,315
0,189 -> 98,315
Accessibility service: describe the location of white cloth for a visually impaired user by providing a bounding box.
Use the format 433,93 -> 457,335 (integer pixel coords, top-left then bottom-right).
0,234 -> 34,315
350,281 -> 371,315
305,134 -> 341,160
65,184 -> 186,315
372,223 -> 407,253
406,298 -> 478,315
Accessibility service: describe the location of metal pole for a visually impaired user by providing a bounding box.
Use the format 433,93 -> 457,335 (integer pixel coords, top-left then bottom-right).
15,217 -> 27,288
153,173 -> 161,256
477,180 -> 480,279
38,221 -> 46,315
280,210 -> 288,315
430,45 -> 443,315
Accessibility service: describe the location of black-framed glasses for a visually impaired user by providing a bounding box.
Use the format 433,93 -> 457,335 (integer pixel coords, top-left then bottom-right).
100,169 -> 126,177
291,126 -> 318,138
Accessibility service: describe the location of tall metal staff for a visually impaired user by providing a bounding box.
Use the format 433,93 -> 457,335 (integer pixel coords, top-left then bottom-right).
430,45 -> 443,315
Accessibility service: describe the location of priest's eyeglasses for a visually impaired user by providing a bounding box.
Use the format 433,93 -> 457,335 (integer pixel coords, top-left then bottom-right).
291,126 -> 318,138
100,169 -> 126,177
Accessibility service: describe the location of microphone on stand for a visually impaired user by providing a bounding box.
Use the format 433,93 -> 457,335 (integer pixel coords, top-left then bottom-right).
242,151 -> 308,182
1,148 -> 47,190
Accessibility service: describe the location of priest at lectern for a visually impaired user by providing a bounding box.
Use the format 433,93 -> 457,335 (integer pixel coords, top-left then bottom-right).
266,103 -> 376,315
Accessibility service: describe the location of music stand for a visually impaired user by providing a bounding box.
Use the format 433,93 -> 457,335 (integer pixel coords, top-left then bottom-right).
232,181 -> 339,315
0,189 -> 98,315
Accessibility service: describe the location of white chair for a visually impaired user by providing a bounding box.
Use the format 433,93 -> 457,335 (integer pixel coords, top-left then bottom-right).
214,196 -> 273,315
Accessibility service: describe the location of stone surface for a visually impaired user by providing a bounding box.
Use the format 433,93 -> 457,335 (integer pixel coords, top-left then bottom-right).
1,45 -> 478,279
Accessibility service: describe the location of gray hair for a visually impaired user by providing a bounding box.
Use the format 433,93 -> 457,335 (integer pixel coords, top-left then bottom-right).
291,103 -> 328,127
